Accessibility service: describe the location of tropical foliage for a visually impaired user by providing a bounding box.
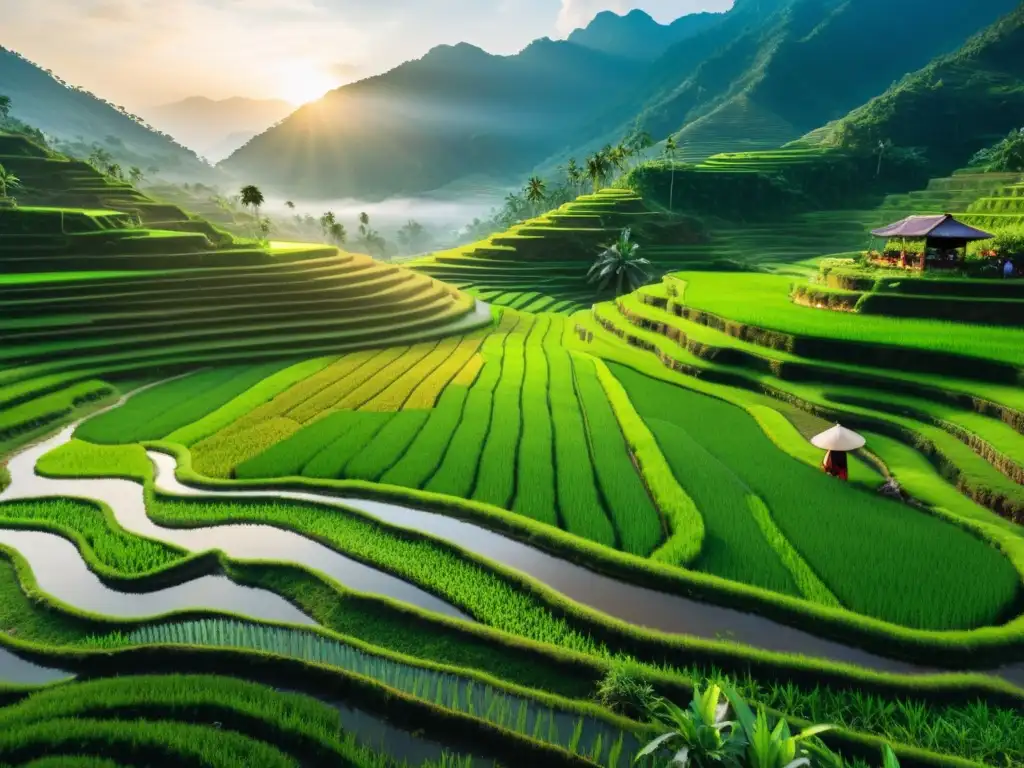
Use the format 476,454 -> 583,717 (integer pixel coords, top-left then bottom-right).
588,228 -> 652,295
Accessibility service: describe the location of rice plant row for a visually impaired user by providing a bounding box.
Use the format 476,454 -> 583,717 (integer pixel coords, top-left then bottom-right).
612,364 -> 1020,630
343,410 -> 432,481
287,347 -> 410,423
166,356 -> 337,447
471,314 -> 534,509
426,316 -> 525,499
303,412 -> 396,478
77,361 -> 294,445
570,355 -> 664,557
334,342 -> 440,412
512,316 -> 558,526
364,337 -> 461,412
192,417 -> 302,478
0,498 -> 181,575
235,410 -> 363,480
546,322 -> 616,548
116,619 -> 640,766
403,334 -> 487,410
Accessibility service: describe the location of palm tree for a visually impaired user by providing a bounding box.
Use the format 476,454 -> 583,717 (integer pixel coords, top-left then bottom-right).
0,95 -> 11,121
239,185 -> 265,238
629,129 -> 654,167
0,164 -> 21,202
664,135 -> 678,213
358,211 -> 370,238
587,228 -> 652,296
285,200 -> 295,210
586,152 -> 610,194
105,163 -> 123,181
566,157 -> 582,195
128,166 -> 144,186
525,176 -> 546,215
88,147 -> 113,170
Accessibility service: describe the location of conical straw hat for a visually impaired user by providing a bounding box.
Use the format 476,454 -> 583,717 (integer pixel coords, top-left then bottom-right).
811,424 -> 866,451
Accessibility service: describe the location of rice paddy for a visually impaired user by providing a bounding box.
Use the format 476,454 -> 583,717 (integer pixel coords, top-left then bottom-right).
4,94 -> 1024,768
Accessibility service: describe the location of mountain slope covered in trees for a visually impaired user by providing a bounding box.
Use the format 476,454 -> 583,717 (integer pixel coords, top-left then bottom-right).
566,8 -> 723,61
0,46 -> 213,178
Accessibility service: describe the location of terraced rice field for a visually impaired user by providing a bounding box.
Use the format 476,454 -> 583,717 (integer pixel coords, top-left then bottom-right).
4,128 -> 1024,768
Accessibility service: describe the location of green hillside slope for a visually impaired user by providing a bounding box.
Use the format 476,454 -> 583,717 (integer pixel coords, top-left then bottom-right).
0,47 -> 213,179
220,38 -> 645,199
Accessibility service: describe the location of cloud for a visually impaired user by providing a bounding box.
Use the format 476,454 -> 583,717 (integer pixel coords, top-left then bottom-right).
556,0 -> 733,35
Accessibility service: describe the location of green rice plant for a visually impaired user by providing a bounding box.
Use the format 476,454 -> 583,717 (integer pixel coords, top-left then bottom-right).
612,364 -> 1020,630
105,619 -> 642,764
642,417 -> 799,596
165,357 -> 336,446
472,315 -> 534,508
428,317 -> 524,498
302,412 -> 395,479
673,272 -> 1024,368
382,385 -> 472,489
77,361 -> 293,444
192,417 -> 301,478
404,335 -> 486,409
235,411 -> 360,479
288,348 -> 408,423
334,342 -> 438,411
363,338 -> 459,412
0,498 -> 181,575
571,355 -> 662,556
36,439 -> 152,483
0,380 -> 115,445
546,331 -> 615,548
343,411 -> 431,481
512,316 -> 558,526
592,360 -> 703,566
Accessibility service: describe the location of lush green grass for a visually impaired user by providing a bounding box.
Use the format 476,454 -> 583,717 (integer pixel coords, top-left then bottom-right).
611,364 -> 1020,630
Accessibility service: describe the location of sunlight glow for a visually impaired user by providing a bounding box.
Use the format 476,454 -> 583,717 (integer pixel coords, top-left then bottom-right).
276,62 -> 337,106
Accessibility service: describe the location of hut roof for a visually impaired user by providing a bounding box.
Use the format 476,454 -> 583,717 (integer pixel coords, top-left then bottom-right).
871,214 -> 993,241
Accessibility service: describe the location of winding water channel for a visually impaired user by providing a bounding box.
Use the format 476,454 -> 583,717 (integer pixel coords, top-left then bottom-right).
1,403 -> 1022,685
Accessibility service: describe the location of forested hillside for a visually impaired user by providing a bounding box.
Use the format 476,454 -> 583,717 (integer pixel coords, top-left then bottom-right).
0,47 -> 214,179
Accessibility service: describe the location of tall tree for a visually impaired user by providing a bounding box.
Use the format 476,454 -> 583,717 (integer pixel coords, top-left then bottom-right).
319,211 -> 337,241
586,152 -> 610,194
328,222 -> 347,246
106,163 -> 124,181
128,166 -> 144,186
629,129 -> 654,168
876,139 -> 893,177
240,185 -> 265,239
525,176 -> 547,215
566,157 -> 582,195
0,164 -> 21,200
285,200 -> 295,209
358,211 -> 370,238
664,135 -> 678,213
0,95 -> 11,121
397,219 -> 428,253
88,147 -> 113,170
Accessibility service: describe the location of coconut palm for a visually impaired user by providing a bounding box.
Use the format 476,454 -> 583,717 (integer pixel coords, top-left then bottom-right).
566,158 -> 582,194
587,228 -> 651,296
586,151 -> 610,194
0,164 -> 21,201
239,184 -> 265,239
525,176 -> 546,214
128,166 -> 144,185
319,210 -> 337,241
105,163 -> 123,181
0,95 -> 11,121
629,128 -> 654,167
285,200 -> 295,209
358,211 -> 370,238
88,147 -> 113,170
664,135 -> 678,212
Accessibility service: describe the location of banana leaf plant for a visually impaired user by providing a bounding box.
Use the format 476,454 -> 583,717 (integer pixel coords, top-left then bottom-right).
634,683 -> 745,766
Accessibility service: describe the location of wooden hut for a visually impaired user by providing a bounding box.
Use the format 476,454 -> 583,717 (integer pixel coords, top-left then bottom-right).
870,214 -> 993,271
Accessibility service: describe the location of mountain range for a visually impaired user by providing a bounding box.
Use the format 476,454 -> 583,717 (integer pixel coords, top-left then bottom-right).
0,46 -> 212,179
221,0 -> 1021,200
143,96 -> 294,162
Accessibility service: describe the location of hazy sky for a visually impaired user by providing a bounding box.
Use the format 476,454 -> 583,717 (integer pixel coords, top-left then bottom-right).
2,0 -> 732,108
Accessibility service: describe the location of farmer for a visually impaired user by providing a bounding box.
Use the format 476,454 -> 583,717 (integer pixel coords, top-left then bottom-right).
1005,258 -> 1016,279
822,449 -> 849,481
810,424 -> 865,483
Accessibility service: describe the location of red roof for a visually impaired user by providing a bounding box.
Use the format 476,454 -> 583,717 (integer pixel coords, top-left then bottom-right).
871,214 -> 994,241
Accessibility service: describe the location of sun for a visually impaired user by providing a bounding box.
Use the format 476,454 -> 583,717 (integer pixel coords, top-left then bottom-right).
277,63 -> 337,106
